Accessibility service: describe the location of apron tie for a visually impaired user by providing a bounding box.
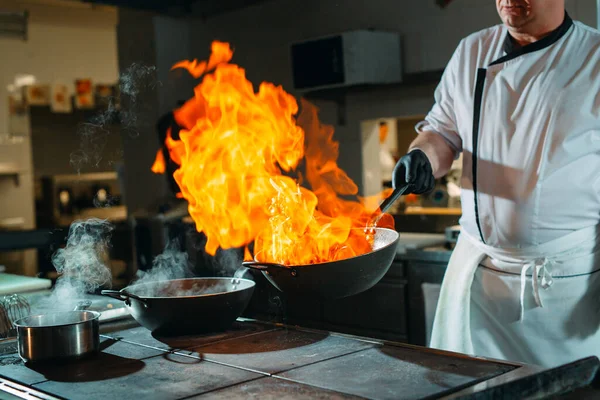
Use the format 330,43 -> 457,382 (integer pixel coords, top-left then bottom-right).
519,258 -> 554,321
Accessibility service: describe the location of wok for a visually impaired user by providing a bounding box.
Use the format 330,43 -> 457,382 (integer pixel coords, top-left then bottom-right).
101,277 -> 255,336
243,227 -> 399,300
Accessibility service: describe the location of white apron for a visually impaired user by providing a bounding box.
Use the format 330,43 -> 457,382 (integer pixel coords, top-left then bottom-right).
430,225 -> 600,367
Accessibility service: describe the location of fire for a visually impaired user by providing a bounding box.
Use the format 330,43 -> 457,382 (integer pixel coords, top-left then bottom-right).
151,149 -> 166,174
153,41 -> 394,265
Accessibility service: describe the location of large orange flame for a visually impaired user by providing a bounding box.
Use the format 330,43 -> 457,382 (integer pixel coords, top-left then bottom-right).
154,41 -> 394,265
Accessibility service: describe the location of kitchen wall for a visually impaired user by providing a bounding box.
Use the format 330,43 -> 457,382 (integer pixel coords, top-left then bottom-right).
0,0 -> 120,275
0,0 -> 119,134
28,107 -> 123,177
153,17 -> 195,116
115,9 -> 200,214
182,0 -> 596,195
0,0 -> 121,197
115,7 -> 166,215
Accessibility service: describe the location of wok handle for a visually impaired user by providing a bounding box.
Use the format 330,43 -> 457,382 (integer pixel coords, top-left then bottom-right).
370,183 -> 412,227
242,261 -> 286,271
101,290 -> 147,305
242,261 -> 298,278
378,183 -> 412,215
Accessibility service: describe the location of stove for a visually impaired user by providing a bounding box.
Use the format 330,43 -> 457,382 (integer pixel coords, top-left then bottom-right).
0,318 -> 597,399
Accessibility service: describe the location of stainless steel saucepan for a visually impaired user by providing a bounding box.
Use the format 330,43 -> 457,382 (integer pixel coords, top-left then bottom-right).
13,301 -> 100,363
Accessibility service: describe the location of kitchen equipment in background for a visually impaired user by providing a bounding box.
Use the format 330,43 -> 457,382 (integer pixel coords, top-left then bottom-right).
38,172 -> 125,228
291,30 -> 402,91
92,184 -> 112,207
25,84 -> 50,106
243,227 -> 399,299
101,277 -> 255,336
74,79 -> 94,109
421,282 -> 442,346
0,303 -> 10,338
0,124 -> 37,276
0,273 -> 52,295
50,83 -> 72,113
379,121 -> 396,188
0,294 -> 30,338
57,187 -> 73,214
13,300 -> 100,363
420,181 -> 449,208
2,294 -> 29,324
132,203 -> 189,273
395,233 -> 447,254
445,225 -> 460,244
95,84 -> 116,108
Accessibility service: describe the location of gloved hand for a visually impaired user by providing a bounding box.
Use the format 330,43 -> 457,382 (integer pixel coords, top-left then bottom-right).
392,149 -> 435,194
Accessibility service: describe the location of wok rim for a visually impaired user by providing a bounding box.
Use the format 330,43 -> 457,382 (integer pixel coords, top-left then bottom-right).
121,277 -> 256,300
14,310 -> 101,329
252,227 -> 399,268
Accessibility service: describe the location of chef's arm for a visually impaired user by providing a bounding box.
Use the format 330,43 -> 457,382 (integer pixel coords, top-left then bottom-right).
408,130 -> 456,178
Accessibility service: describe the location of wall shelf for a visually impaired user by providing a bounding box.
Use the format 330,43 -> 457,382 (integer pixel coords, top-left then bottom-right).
51,171 -> 118,184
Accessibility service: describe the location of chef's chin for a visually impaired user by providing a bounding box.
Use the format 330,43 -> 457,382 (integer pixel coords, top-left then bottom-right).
501,12 -> 532,29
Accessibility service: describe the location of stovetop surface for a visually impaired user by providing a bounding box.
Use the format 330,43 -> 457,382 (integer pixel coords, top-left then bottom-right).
0,319 -> 519,400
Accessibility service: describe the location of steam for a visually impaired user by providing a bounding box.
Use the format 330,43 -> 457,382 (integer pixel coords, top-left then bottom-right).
189,232 -> 249,278
35,218 -> 114,312
70,63 -> 159,173
118,63 -> 160,136
132,239 -> 192,290
129,239 -> 251,297
33,220 -> 252,312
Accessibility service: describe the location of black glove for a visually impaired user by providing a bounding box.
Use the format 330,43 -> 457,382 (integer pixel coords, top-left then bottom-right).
392,149 -> 435,194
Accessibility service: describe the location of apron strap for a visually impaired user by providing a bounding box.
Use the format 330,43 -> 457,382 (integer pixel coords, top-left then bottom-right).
519,259 -> 555,321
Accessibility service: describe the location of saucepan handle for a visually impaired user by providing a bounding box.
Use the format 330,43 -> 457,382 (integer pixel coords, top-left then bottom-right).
101,290 -> 148,305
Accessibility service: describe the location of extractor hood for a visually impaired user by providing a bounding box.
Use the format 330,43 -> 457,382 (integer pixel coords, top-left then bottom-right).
290,30 -> 403,92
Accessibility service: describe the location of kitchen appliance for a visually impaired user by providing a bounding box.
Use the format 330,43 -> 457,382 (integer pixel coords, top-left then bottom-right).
101,277 -> 255,336
13,301 -> 100,363
243,227 -> 399,299
38,172 -> 125,228
0,294 -> 29,337
0,273 -> 52,295
445,225 -> 461,244
290,30 -> 402,91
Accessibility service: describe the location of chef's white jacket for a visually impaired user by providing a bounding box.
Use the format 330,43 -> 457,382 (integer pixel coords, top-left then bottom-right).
423,13 -> 600,368
417,13 -> 600,248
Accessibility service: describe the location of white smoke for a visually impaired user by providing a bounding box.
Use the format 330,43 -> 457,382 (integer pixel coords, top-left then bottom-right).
70,63 -> 159,173
130,239 -> 192,296
129,239 -> 251,297
35,218 -> 114,312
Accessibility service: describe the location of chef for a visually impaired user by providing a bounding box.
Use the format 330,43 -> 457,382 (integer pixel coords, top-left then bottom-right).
392,0 -> 600,368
